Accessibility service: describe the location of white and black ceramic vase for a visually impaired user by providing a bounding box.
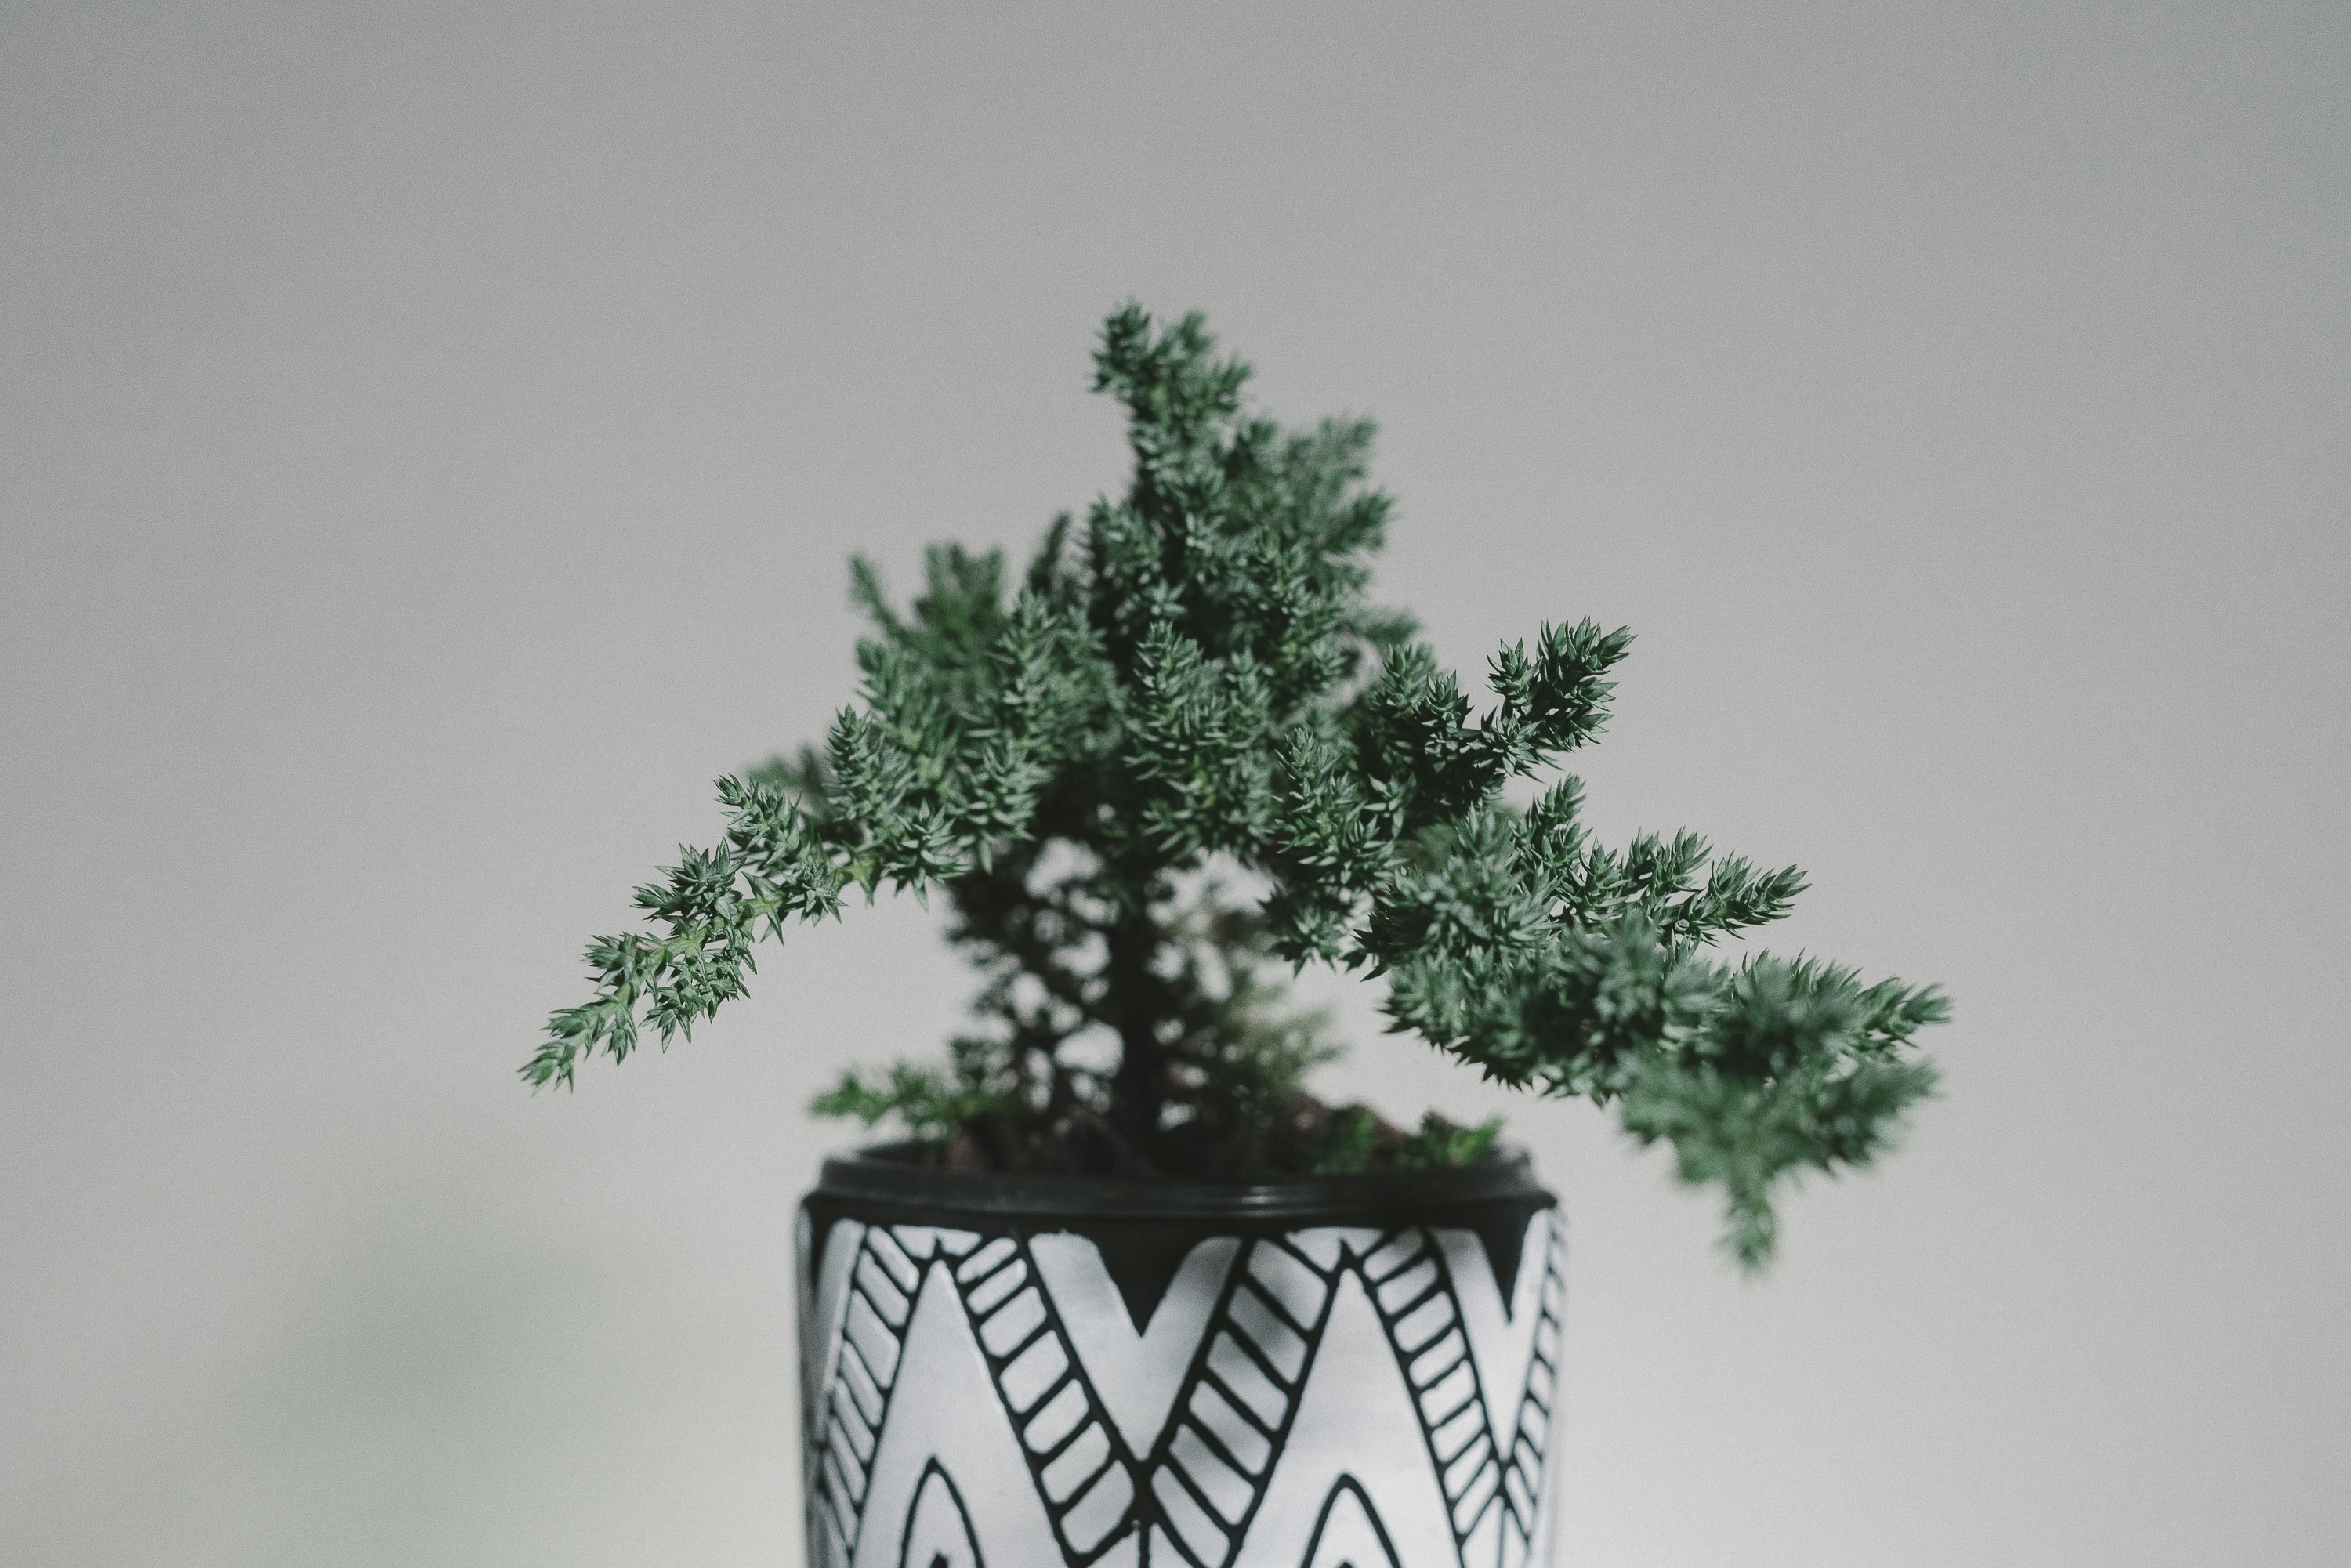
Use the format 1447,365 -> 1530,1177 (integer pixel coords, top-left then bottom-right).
798,1146 -> 1564,1568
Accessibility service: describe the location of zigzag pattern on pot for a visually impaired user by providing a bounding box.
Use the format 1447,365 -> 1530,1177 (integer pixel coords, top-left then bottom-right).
1139,1234 -> 1341,1566
804,1222 -> 984,1566
1359,1220 -> 1563,1568
1496,1231 -> 1563,1559
950,1233 -> 1139,1563
800,1214 -> 1562,1568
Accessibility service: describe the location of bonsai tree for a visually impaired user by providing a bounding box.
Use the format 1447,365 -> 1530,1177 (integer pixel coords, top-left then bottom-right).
531,305 -> 1947,1266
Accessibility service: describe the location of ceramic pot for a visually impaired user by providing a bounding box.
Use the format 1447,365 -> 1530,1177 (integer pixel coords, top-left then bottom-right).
798,1145 -> 1564,1568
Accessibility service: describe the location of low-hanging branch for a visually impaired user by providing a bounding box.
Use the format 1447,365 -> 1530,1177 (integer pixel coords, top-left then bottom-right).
531,303 -> 1948,1266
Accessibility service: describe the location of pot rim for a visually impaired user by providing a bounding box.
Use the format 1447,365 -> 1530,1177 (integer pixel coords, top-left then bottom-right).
813,1139 -> 1551,1221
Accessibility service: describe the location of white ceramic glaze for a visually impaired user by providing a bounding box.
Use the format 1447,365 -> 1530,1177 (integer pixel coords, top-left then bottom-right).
797,1195 -> 1563,1568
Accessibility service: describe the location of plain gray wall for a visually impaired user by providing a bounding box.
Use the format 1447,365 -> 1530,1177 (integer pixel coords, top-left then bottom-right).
4,3 -> 2345,1563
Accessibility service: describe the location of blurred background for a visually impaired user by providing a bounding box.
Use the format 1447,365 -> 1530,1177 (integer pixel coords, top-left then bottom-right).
3,4 -> 2345,1564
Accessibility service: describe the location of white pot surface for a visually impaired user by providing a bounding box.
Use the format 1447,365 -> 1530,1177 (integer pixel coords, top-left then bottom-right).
799,1197 -> 1563,1568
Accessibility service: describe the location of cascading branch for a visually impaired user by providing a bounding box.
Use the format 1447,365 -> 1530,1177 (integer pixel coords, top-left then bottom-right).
531,304 -> 1947,1265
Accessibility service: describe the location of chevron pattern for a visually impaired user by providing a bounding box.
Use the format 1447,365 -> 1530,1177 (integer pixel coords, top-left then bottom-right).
952,1234 -> 1138,1561
1362,1228 -> 1506,1544
1497,1229 -> 1563,1567
799,1213 -> 1563,1568
1360,1221 -> 1563,1567
807,1223 -> 926,1563
1145,1236 -> 1339,1566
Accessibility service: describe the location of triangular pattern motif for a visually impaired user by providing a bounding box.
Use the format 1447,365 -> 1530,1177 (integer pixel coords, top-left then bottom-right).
898,1461 -> 987,1568
1357,1219 -> 1565,1565
1494,1229 -> 1563,1568
854,1255 -> 1065,1568
805,1223 -> 979,1566
1032,1233 -> 1241,1454
799,1216 -> 1566,1568
1226,1269 -> 1459,1568
947,1233 -> 1139,1563
1437,1215 -> 1552,1454
1298,1476 -> 1406,1568
1145,1236 -> 1342,1566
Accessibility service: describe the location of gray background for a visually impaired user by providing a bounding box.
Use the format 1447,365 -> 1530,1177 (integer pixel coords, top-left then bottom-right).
4,3 -> 2345,1564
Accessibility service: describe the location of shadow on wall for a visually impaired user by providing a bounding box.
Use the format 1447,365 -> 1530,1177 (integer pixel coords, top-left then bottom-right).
16,1172 -> 659,1568
231,1201 -> 621,1566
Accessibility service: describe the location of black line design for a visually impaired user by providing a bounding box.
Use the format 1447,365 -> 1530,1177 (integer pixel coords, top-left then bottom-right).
1494,1222 -> 1563,1563
948,1234 -> 1142,1565
801,1216 -> 1561,1568
1363,1221 -> 1566,1568
1361,1227 -> 1506,1552
807,1225 -> 929,1567
1142,1235 -> 1342,1568
897,1459 -> 987,1568
1295,1473 -> 1406,1568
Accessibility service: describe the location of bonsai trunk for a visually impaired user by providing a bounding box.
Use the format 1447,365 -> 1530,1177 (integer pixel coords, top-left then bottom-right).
1102,908 -> 1169,1162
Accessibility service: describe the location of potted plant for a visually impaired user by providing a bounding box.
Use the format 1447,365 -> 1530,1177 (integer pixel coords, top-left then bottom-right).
532,306 -> 1947,1568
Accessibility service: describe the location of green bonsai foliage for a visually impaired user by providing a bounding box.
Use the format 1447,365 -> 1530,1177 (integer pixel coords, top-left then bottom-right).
531,304 -> 1947,1266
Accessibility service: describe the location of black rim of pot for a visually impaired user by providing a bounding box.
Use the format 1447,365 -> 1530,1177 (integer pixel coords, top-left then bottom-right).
813,1139 -> 1552,1222
806,1142 -> 1559,1330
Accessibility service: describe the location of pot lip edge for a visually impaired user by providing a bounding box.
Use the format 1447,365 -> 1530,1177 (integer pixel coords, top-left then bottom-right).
810,1139 -> 1556,1219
